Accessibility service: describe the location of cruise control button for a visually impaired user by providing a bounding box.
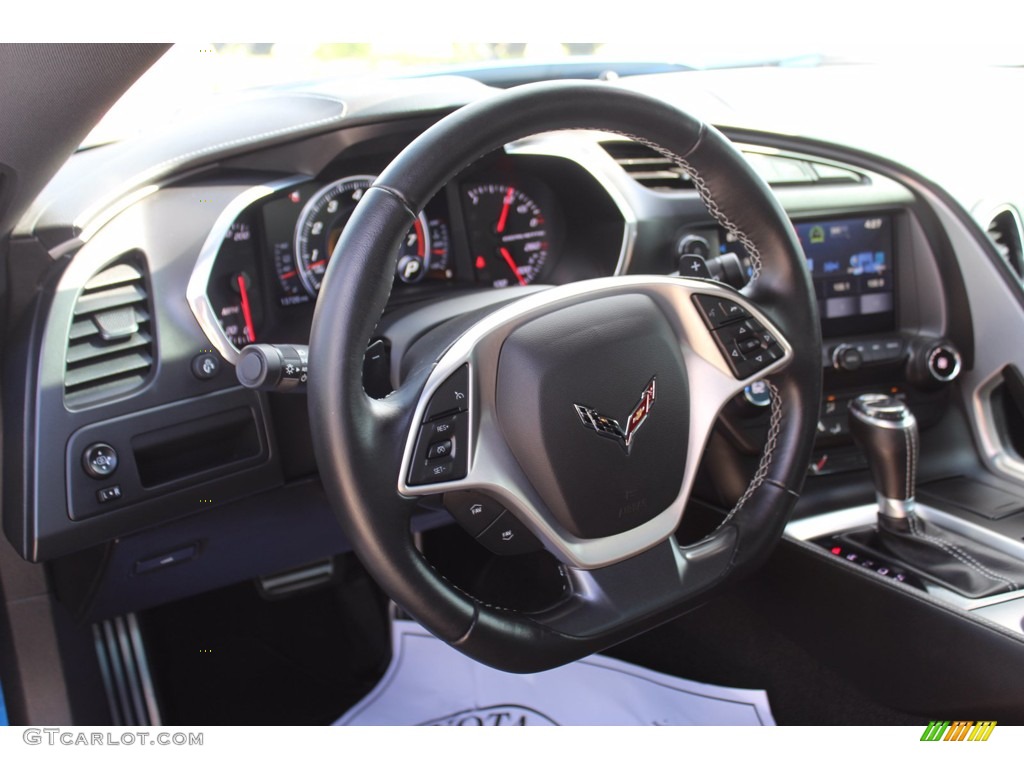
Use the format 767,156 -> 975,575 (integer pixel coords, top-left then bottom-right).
424,365 -> 470,421
424,414 -> 458,440
477,511 -> 543,556
427,439 -> 452,459
444,490 -> 504,537
423,458 -> 454,482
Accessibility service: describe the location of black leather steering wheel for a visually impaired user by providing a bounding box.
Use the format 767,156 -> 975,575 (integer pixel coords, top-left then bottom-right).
308,81 -> 821,673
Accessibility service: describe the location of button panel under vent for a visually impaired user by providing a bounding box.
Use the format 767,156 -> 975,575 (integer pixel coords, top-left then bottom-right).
64,253 -> 154,408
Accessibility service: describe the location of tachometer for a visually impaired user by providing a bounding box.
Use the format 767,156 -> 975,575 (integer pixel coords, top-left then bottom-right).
294,175 -> 430,296
463,183 -> 548,287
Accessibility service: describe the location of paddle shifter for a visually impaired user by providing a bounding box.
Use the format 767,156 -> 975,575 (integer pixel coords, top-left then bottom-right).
848,394 -> 917,527
847,394 -> 1023,598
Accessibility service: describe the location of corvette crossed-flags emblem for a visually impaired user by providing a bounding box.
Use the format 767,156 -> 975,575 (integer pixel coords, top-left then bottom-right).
574,377 -> 657,455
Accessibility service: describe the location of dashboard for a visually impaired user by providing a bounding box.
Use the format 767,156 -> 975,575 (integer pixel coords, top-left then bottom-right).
2,73 -> 1013,627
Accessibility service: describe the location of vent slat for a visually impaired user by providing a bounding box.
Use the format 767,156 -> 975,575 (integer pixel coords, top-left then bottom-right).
68,307 -> 149,341
64,350 -> 153,390
600,140 -> 694,191
73,284 -> 147,318
83,263 -> 144,291
64,373 -> 150,410
64,254 -> 154,407
66,330 -> 152,365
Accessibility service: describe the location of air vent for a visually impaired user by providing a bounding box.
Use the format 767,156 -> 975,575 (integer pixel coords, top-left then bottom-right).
64,253 -> 154,408
600,141 -> 866,190
600,140 -> 695,191
986,207 -> 1024,278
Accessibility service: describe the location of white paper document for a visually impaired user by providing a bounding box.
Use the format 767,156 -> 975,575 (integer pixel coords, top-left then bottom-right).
335,620 -> 775,726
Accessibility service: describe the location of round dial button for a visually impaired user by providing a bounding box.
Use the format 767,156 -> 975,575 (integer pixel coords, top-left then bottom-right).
83,443 -> 118,479
927,344 -> 961,382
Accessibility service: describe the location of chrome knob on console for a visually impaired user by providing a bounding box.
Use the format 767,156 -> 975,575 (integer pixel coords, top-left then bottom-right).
906,338 -> 962,387
831,343 -> 864,371
848,394 -> 918,521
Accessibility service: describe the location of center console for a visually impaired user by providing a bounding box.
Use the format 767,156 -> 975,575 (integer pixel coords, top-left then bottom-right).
689,204 -> 1024,720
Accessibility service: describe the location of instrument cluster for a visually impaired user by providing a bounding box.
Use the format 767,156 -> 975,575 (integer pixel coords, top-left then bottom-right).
203,166 -> 565,352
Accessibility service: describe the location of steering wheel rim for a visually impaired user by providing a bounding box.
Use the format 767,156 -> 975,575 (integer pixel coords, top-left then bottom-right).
308,81 -> 821,672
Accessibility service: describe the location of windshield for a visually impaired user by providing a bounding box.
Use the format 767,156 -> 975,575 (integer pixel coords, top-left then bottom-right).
79,41 -> 1020,150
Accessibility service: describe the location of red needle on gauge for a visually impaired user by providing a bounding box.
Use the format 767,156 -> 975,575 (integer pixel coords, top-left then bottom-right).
496,186 -> 515,233
236,273 -> 256,342
499,247 -> 527,286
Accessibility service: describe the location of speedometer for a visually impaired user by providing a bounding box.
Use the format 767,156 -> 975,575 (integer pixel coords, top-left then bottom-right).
294,175 -> 431,295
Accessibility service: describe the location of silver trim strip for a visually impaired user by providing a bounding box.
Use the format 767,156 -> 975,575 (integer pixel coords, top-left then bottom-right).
399,276 -> 792,569
505,133 -> 638,276
878,495 -> 914,519
785,502 -> 1024,621
973,369 -> 1024,483
186,175 -> 310,365
126,613 -> 162,727
92,614 -> 163,726
927,344 -> 962,382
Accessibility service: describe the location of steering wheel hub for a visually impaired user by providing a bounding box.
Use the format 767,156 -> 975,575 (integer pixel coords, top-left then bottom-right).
495,293 -> 689,539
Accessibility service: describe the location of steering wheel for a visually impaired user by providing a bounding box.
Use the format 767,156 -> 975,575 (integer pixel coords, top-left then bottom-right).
308,82 -> 821,673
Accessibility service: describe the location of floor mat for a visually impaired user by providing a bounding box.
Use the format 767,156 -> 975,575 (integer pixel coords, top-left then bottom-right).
336,620 -> 774,725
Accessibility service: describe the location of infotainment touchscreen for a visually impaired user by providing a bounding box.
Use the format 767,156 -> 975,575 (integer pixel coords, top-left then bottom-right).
720,214 -> 894,337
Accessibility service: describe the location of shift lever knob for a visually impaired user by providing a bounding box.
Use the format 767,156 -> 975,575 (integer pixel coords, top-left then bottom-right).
848,394 -> 918,520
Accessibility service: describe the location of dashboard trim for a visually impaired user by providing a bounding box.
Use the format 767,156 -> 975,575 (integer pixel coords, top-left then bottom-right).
186,175 -> 310,365
505,132 -> 637,276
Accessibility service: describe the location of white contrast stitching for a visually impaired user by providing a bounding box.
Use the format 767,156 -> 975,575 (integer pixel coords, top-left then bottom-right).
722,380 -> 782,523
580,130 -> 765,283
908,515 -> 1018,590
674,156 -> 764,282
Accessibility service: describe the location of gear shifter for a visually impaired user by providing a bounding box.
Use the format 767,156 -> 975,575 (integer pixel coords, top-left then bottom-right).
847,394 -> 1023,598
848,394 -> 917,528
